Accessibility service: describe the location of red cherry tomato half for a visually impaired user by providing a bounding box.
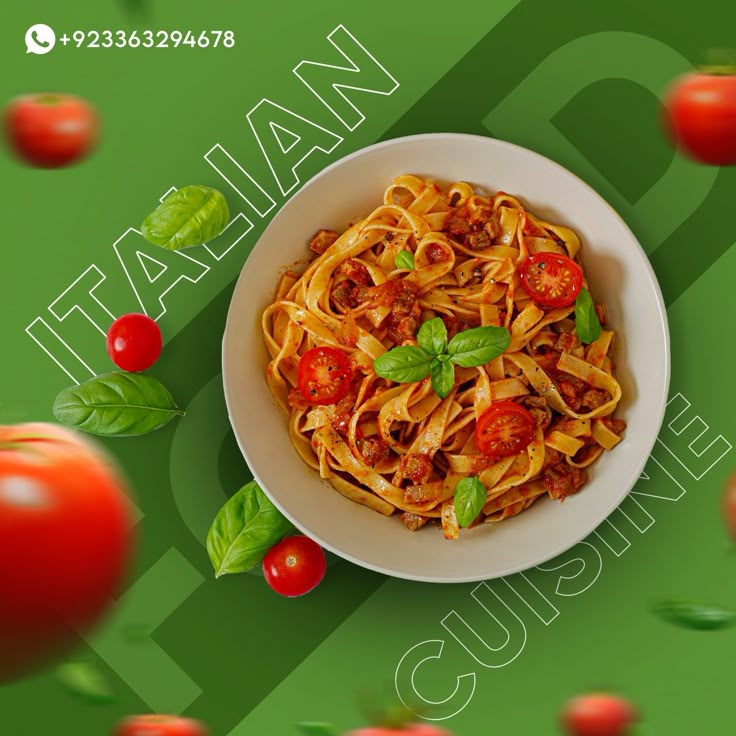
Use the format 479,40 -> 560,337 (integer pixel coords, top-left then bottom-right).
519,252 -> 583,308
664,72 -> 736,165
112,714 -> 209,736
106,313 -> 163,372
561,693 -> 638,736
4,93 -> 98,168
722,471 -> 736,540
297,346 -> 351,405
475,401 -> 536,460
262,535 -> 326,597
0,423 -> 132,682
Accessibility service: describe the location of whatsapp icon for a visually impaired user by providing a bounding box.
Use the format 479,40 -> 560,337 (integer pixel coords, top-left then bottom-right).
25,23 -> 56,55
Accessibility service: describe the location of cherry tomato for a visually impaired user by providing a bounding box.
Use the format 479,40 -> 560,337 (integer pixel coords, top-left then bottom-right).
297,346 -> 351,405
262,535 -> 326,597
664,72 -> 736,165
106,313 -> 163,372
4,93 -> 98,168
722,471 -> 736,540
475,401 -> 535,460
347,726 -> 452,736
112,714 -> 209,736
519,252 -> 583,308
0,423 -> 132,682
561,693 -> 638,736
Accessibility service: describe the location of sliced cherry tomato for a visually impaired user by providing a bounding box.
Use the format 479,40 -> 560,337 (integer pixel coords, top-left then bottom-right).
519,252 -> 583,308
475,401 -> 535,459
297,346 -> 351,405
262,535 -> 326,597
113,714 -> 209,736
106,313 -> 162,372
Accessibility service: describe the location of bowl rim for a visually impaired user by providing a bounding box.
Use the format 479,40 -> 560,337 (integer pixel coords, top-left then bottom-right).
222,131 -> 671,583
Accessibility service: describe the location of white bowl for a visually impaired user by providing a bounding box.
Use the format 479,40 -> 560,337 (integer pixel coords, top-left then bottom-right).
222,133 -> 670,583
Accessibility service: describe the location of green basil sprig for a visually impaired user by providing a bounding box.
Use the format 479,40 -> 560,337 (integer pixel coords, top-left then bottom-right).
652,598 -> 736,631
207,480 -> 294,578
453,476 -> 487,527
574,287 -> 602,344
373,318 -> 510,399
53,372 -> 184,437
141,184 -> 229,250
394,250 -> 415,270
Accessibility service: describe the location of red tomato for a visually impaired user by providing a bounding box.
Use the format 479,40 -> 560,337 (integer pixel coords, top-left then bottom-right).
0,423 -> 132,682
106,313 -> 163,372
262,535 -> 326,597
113,715 -> 209,736
297,346 -> 351,405
4,93 -> 98,168
347,726 -> 452,735
475,401 -> 535,460
722,471 -> 736,540
519,252 -> 583,308
664,72 -> 736,165
561,693 -> 638,736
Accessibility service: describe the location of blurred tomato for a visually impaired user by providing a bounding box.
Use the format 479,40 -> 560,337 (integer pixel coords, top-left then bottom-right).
561,693 -> 637,736
4,93 -> 98,167
0,423 -> 132,682
722,471 -> 736,539
663,72 -> 736,165
113,715 -> 209,736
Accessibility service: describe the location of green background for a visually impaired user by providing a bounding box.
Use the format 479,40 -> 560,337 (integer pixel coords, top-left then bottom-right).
1,0 -> 735,733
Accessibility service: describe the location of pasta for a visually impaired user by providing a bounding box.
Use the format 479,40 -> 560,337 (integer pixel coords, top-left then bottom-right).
262,175 -> 625,539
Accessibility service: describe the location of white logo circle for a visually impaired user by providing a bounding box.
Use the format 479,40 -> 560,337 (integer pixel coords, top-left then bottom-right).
25,23 -> 56,55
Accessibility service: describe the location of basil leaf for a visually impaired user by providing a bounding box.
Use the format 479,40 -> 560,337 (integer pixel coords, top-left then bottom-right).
417,317 -> 448,356
373,346 -> 432,383
53,372 -> 184,437
574,287 -> 602,344
296,724 -> 339,736
394,250 -> 415,270
141,184 -> 230,250
56,661 -> 115,704
453,476 -> 487,527
430,358 -> 455,399
447,325 -> 511,367
652,598 -> 736,631
207,480 -> 294,577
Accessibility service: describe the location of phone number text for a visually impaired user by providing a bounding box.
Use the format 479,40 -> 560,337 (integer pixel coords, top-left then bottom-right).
59,30 -> 235,49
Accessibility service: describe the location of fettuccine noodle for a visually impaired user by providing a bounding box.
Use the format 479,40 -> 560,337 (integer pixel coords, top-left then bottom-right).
262,175 -> 625,539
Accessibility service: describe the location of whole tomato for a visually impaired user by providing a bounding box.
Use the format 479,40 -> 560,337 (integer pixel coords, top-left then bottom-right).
347,726 -> 452,735
263,535 -> 326,597
722,471 -> 736,540
561,692 -> 638,736
663,71 -> 736,165
4,93 -> 98,167
0,423 -> 133,682
113,714 -> 209,736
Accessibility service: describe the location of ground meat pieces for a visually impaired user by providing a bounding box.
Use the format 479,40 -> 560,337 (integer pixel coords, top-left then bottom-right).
543,462 -> 587,500
426,243 -> 451,263
440,314 -> 465,340
581,389 -> 610,411
532,347 -> 562,374
554,331 -> 578,353
401,512 -> 430,531
287,387 -> 310,410
336,259 -> 371,285
542,447 -> 563,470
330,388 -> 358,435
444,206 -> 498,249
359,437 -> 390,467
399,453 -> 434,484
557,373 -> 588,411
519,395 -> 552,431
467,228 -> 492,249
600,417 -> 627,435
331,284 -> 356,311
309,228 -> 339,254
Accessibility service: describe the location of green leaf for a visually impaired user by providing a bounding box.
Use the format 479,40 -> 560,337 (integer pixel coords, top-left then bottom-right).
453,476 -> 487,527
651,598 -> 736,631
574,287 -> 602,343
417,317 -> 448,356
141,184 -> 230,250
296,723 -> 339,736
373,346 -> 432,384
447,325 -> 511,367
207,480 -> 294,577
430,358 -> 455,399
56,661 -> 115,704
52,372 -> 184,437
394,249 -> 415,270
